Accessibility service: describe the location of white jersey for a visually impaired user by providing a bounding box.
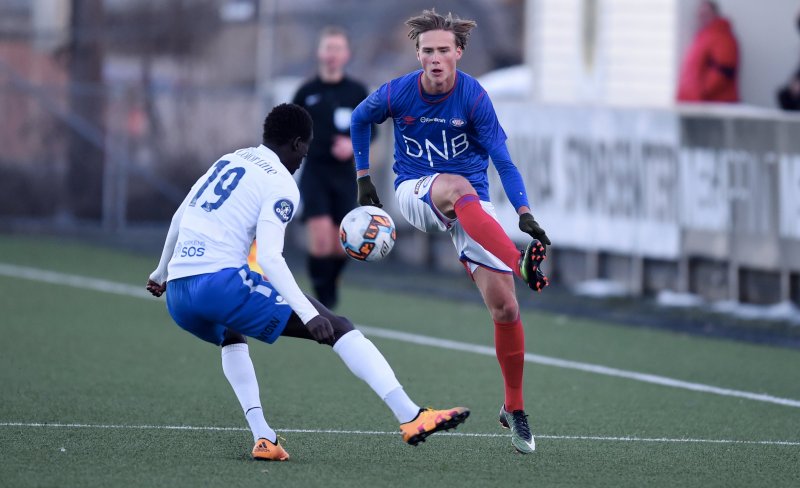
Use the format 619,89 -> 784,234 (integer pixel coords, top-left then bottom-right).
168,145 -> 298,280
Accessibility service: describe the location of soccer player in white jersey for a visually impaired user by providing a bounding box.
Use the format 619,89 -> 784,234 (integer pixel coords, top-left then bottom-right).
146,104 -> 468,461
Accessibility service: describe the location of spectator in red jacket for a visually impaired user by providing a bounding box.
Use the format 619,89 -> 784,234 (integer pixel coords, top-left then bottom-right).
677,1 -> 739,102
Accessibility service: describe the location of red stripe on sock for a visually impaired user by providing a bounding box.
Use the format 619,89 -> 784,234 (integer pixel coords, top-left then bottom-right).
494,315 -> 525,411
453,194 -> 521,276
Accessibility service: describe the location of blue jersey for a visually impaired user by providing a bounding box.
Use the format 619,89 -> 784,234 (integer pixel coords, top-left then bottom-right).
351,70 -> 529,210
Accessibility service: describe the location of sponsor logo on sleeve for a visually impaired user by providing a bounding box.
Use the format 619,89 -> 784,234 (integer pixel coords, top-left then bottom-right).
274,199 -> 294,223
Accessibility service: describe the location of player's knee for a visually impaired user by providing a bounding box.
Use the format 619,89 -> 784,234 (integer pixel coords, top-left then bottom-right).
330,315 -> 356,345
489,300 -> 519,323
441,174 -> 475,201
432,174 -> 476,216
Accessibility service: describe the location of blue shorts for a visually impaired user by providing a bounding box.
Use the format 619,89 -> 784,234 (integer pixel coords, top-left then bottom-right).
166,266 -> 294,345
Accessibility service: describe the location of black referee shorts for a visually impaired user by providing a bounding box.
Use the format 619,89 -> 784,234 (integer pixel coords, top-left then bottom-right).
299,166 -> 357,224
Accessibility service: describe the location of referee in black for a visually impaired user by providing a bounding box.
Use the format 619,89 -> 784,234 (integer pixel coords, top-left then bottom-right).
292,26 -> 373,308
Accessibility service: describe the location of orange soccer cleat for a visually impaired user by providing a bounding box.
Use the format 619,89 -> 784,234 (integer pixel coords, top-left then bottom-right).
400,406 -> 470,446
251,437 -> 290,461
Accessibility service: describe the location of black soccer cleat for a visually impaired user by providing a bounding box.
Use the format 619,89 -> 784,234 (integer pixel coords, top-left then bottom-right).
519,240 -> 549,292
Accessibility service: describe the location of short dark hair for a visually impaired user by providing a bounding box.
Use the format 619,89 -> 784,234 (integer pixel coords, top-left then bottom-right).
406,9 -> 477,50
262,103 -> 312,146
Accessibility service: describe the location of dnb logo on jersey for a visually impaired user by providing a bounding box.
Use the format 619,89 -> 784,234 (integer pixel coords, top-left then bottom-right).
274,199 -> 294,223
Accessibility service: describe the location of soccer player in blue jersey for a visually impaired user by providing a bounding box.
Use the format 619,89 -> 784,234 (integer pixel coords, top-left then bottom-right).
146,103 -> 468,462
350,9 -> 550,454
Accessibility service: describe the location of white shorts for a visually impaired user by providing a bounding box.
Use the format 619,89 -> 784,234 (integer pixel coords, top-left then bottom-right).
395,175 -> 512,275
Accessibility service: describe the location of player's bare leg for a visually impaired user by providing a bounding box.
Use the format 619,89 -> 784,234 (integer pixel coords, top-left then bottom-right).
282,296 -> 469,444
306,216 -> 348,308
473,268 -> 536,453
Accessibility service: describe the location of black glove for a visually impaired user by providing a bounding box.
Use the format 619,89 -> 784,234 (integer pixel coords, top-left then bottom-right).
306,315 -> 335,345
519,213 -> 551,245
357,175 -> 382,208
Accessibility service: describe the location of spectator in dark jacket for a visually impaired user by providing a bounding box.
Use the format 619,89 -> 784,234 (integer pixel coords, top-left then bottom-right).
677,1 -> 739,102
777,11 -> 800,111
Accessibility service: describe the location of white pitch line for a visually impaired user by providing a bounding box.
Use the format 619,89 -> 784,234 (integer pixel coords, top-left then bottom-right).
356,326 -> 800,408
0,263 -> 154,300
0,422 -> 798,447
2,263 -> 800,409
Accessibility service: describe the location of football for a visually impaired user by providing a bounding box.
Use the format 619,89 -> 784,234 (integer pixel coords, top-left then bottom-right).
339,206 -> 396,262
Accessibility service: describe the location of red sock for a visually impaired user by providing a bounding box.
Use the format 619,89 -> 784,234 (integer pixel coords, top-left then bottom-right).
494,315 -> 525,412
453,194 -> 521,276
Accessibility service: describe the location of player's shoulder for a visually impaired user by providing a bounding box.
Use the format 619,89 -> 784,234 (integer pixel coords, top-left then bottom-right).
379,70 -> 422,103
229,145 -> 290,180
263,173 -> 300,221
456,70 -> 486,94
390,70 -> 422,88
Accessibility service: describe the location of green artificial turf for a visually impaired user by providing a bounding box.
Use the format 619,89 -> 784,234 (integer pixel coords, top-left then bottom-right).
0,235 -> 798,487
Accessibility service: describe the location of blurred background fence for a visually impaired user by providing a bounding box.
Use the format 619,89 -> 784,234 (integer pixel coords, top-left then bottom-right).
1,0 -> 799,311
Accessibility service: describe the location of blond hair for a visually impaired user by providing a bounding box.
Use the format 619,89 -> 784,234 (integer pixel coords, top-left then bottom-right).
405,9 -> 477,50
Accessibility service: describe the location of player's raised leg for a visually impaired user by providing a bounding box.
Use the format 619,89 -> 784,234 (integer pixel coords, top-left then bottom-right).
281,296 -> 470,445
430,174 -> 546,291
220,330 -> 289,461
473,268 -> 536,453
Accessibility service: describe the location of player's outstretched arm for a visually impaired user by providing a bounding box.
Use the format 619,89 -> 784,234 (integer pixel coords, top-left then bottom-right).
351,86 -> 391,208
255,218 -> 334,344
146,194 -> 190,297
489,142 -> 552,246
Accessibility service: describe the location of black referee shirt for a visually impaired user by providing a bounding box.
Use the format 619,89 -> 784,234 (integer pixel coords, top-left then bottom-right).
292,75 -> 372,171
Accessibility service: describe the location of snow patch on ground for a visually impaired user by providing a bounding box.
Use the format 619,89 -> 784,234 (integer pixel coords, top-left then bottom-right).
576,285 -> 800,325
709,300 -> 800,325
656,290 -> 800,325
573,280 -> 630,298
656,291 -> 706,308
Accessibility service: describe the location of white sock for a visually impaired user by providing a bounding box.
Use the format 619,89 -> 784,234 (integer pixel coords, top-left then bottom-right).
333,330 -> 421,423
221,343 -> 276,443
384,387 -> 422,424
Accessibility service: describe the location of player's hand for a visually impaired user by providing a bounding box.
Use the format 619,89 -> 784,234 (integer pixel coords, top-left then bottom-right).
357,175 -> 382,208
306,315 -> 335,345
519,213 -> 551,245
146,279 -> 167,297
